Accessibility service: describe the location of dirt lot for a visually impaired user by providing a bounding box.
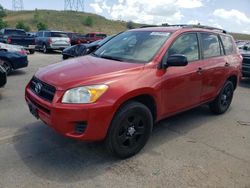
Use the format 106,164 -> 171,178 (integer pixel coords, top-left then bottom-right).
0,52 -> 250,188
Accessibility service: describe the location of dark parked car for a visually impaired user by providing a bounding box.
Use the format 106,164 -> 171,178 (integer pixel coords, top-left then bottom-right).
0,65 -> 7,87
240,42 -> 250,77
0,28 -> 36,54
35,30 -> 71,53
62,35 -> 114,59
0,49 -> 28,74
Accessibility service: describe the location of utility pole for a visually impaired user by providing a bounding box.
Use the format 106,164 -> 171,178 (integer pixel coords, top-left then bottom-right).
64,0 -> 85,12
12,0 -> 24,11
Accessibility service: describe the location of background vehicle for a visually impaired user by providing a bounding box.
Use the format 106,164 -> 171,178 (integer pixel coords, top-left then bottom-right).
0,65 -> 7,87
0,49 -> 28,74
81,32 -> 107,43
240,42 -> 250,77
62,35 -> 114,59
67,32 -> 86,45
0,42 -> 27,55
35,30 -> 71,53
0,28 -> 36,54
25,25 -> 242,158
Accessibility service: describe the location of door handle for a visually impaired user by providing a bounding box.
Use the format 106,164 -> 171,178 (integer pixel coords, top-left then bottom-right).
225,62 -> 230,67
197,67 -> 203,74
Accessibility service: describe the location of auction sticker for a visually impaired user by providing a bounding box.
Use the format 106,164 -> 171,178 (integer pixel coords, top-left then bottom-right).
150,32 -> 170,37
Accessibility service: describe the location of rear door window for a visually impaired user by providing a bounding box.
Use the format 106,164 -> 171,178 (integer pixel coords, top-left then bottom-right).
220,35 -> 236,55
168,33 -> 199,62
200,33 -> 222,58
51,32 -> 68,37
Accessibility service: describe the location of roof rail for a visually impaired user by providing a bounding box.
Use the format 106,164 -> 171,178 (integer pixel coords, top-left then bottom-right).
140,25 -> 158,28
140,24 -> 227,34
167,24 -> 227,33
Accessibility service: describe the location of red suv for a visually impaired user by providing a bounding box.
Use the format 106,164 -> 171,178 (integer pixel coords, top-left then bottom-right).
25,25 -> 242,158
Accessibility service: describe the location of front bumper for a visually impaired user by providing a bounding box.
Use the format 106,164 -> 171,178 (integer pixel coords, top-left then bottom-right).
25,87 -> 115,141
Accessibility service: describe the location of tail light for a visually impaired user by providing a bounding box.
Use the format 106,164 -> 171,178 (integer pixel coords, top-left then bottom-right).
19,49 -> 27,55
7,37 -> 12,44
77,39 -> 81,44
48,38 -> 52,44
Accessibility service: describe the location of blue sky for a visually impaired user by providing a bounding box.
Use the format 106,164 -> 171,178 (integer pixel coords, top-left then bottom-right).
0,0 -> 249,34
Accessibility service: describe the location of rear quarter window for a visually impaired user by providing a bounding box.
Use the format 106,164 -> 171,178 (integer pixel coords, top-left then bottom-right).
220,35 -> 236,55
200,33 -> 222,58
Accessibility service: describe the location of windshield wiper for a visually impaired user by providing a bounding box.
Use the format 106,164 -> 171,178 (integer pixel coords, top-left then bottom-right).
100,55 -> 124,62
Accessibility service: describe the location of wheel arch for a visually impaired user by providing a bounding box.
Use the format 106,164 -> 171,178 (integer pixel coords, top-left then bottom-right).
113,89 -> 158,123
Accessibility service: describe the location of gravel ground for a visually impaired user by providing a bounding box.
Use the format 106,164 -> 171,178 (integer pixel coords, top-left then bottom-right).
0,52 -> 250,188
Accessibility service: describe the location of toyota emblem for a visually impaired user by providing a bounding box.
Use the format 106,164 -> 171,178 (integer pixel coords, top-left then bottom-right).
34,82 -> 42,94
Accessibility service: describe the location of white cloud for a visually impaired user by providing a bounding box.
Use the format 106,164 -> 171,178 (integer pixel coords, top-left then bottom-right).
187,20 -> 200,24
89,3 -> 103,14
213,9 -> 250,25
90,0 -> 204,25
176,0 -> 203,8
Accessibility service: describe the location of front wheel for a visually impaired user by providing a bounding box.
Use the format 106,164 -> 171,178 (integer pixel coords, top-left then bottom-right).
209,80 -> 234,114
105,101 -> 153,158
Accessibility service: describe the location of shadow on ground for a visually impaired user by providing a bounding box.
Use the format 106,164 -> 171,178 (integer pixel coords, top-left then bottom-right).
13,105 -> 218,183
240,78 -> 250,88
8,70 -> 26,77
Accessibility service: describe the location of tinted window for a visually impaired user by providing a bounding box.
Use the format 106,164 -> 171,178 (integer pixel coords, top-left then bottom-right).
90,34 -> 95,37
200,33 -> 221,58
96,34 -> 107,38
51,32 -> 68,37
44,32 -> 50,37
94,31 -> 171,63
168,33 -> 199,62
221,35 -> 235,55
5,29 -> 26,36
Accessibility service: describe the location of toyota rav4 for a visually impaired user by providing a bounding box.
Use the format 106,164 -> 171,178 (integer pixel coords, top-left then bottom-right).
25,25 -> 242,158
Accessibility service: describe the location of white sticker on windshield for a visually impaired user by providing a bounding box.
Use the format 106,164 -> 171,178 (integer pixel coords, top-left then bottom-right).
150,32 -> 170,37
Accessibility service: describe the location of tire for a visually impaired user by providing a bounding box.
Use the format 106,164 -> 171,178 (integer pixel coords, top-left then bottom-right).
29,50 -> 35,54
43,44 -> 48,53
105,101 -> 153,158
209,80 -> 234,114
62,55 -> 68,60
2,60 -> 12,75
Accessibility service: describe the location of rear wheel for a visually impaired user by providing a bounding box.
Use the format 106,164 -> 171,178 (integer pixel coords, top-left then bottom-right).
29,49 -> 35,54
209,80 -> 234,114
43,44 -> 48,53
1,60 -> 12,75
105,101 -> 153,158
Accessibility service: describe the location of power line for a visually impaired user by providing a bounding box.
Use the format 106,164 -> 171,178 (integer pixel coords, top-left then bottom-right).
12,0 -> 24,11
64,0 -> 85,12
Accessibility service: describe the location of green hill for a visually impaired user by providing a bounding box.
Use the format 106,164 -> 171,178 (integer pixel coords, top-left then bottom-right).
3,10 -> 250,40
4,10 -> 129,35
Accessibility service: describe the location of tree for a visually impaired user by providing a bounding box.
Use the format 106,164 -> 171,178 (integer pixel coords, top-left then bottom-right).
37,22 -> 48,31
16,21 -> 31,32
127,21 -> 135,29
0,4 -> 7,29
33,9 -> 40,23
83,16 -> 94,27
0,4 -> 6,19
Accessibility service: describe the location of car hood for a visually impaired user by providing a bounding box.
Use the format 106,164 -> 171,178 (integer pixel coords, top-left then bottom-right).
35,55 -> 145,90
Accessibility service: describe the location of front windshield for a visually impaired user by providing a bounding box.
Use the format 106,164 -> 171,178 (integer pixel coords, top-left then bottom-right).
93,31 -> 171,63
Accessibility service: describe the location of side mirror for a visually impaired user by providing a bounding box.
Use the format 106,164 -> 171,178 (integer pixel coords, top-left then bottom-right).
162,54 -> 188,68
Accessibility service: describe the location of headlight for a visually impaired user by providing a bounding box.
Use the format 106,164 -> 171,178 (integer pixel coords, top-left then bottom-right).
62,85 -> 108,104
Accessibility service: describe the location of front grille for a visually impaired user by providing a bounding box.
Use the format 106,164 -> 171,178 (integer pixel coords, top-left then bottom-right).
30,77 -> 56,102
243,56 -> 250,66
